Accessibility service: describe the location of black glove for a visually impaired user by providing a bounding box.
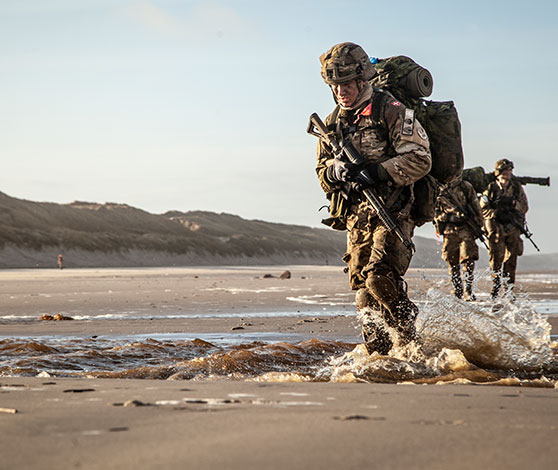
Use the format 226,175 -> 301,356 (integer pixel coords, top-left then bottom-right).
352,163 -> 391,189
326,159 -> 358,184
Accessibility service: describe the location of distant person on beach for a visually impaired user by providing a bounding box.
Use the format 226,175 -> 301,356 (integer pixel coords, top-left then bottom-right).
480,159 -> 529,298
314,42 -> 431,354
57,254 -> 64,270
434,176 -> 483,301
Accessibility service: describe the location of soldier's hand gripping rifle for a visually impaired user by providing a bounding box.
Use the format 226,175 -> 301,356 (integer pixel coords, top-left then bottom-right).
307,112 -> 415,254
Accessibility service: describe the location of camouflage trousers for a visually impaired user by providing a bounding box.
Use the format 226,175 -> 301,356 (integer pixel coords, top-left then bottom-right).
441,226 -> 479,266
486,222 -> 523,285
343,216 -> 416,354
343,217 -> 414,291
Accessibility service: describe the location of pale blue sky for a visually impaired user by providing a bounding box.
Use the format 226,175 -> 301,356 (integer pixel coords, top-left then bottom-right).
1,0 -> 557,254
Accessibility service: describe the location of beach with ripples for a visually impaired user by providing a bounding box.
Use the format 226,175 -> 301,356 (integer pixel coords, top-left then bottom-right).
1,265 -> 557,469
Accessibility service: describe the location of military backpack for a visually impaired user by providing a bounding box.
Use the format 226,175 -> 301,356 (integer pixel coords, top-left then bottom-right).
370,55 -> 464,225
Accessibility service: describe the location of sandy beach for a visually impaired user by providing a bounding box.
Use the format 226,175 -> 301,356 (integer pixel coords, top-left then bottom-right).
1,266 -> 557,469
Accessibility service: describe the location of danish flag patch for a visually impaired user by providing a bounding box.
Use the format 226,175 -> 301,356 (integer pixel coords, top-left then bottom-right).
391,101 -> 401,106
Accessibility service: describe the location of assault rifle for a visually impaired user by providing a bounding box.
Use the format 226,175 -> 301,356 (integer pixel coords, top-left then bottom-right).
462,208 -> 489,250
509,212 -> 540,252
513,175 -> 551,186
307,112 -> 415,254
462,166 -> 550,193
440,189 -> 489,249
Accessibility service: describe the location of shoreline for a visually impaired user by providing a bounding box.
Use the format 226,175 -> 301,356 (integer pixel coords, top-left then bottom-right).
1,265 -> 557,337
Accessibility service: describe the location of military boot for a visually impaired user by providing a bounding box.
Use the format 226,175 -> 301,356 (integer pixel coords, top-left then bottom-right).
361,311 -> 393,355
366,273 -> 418,346
449,265 -> 463,299
356,288 -> 392,354
463,261 -> 476,301
388,294 -> 419,345
504,282 -> 516,302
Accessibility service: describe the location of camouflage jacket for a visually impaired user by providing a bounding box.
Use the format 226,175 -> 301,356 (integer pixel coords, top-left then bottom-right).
315,88 -> 431,228
480,179 -> 529,225
434,179 -> 482,233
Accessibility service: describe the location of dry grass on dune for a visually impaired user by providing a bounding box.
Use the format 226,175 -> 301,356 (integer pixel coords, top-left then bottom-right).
0,192 -> 346,261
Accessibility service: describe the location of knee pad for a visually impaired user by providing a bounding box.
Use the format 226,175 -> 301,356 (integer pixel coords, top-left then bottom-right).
355,288 -> 380,311
365,274 -> 399,308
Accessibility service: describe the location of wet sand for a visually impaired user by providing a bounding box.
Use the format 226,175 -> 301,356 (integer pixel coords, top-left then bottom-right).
1,266 -> 556,336
1,266 -> 557,469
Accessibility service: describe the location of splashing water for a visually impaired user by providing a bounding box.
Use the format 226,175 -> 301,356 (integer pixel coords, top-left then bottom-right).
318,288 -> 558,385
1,289 -> 557,386
417,288 -> 555,372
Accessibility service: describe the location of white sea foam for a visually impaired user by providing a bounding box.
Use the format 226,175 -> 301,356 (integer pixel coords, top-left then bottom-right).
516,274 -> 558,284
318,288 -> 557,382
416,289 -> 554,371
0,310 -> 350,324
285,294 -> 352,306
201,287 -> 311,294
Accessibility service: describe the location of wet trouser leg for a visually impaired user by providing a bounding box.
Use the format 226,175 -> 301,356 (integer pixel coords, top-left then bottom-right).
503,227 -> 524,299
346,218 -> 416,353
502,253 -> 517,298
463,261 -> 476,301
356,288 -> 393,355
449,264 -> 463,299
491,271 -> 502,299
442,232 -> 464,299
488,227 -> 505,300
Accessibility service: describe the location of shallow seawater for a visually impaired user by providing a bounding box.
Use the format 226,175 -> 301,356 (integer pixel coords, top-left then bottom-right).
1,289 -> 557,387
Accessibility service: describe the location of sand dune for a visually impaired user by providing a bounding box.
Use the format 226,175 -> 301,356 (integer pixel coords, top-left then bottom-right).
1,191 -> 554,270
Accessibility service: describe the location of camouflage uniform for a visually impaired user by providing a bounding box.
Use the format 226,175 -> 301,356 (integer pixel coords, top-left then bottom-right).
316,43 -> 431,354
434,178 -> 482,300
480,159 -> 529,297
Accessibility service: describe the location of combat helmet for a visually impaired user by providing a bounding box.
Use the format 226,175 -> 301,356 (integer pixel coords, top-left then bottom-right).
320,42 -> 376,85
494,158 -> 514,174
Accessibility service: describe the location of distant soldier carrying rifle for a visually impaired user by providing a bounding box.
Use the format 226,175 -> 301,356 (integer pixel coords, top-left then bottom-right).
434,176 -> 484,301
480,159 -> 530,299
463,165 -> 550,193
312,42 -> 431,355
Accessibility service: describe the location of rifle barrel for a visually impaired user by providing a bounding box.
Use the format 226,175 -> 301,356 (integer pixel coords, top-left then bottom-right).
514,176 -> 550,186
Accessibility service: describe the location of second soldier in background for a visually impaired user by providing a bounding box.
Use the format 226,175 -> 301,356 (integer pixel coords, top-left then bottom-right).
434,176 -> 483,301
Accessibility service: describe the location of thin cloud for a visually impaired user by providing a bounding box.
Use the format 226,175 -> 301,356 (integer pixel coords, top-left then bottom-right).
125,2 -> 183,35
124,2 -> 262,41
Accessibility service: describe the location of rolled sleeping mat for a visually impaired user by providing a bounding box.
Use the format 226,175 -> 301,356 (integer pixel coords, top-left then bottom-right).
405,66 -> 433,98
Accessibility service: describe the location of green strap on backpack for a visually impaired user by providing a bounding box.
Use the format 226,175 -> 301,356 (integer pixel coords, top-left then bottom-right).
321,190 -> 351,231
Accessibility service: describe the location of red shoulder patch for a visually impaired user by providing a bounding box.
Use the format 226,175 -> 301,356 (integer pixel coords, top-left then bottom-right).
359,103 -> 372,116
391,101 -> 401,106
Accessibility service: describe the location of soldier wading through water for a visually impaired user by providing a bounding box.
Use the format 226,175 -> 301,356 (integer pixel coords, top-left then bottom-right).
480,159 -> 529,299
315,43 -> 431,354
434,176 -> 483,301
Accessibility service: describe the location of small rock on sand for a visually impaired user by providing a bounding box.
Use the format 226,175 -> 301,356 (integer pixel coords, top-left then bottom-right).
41,314 -> 74,321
